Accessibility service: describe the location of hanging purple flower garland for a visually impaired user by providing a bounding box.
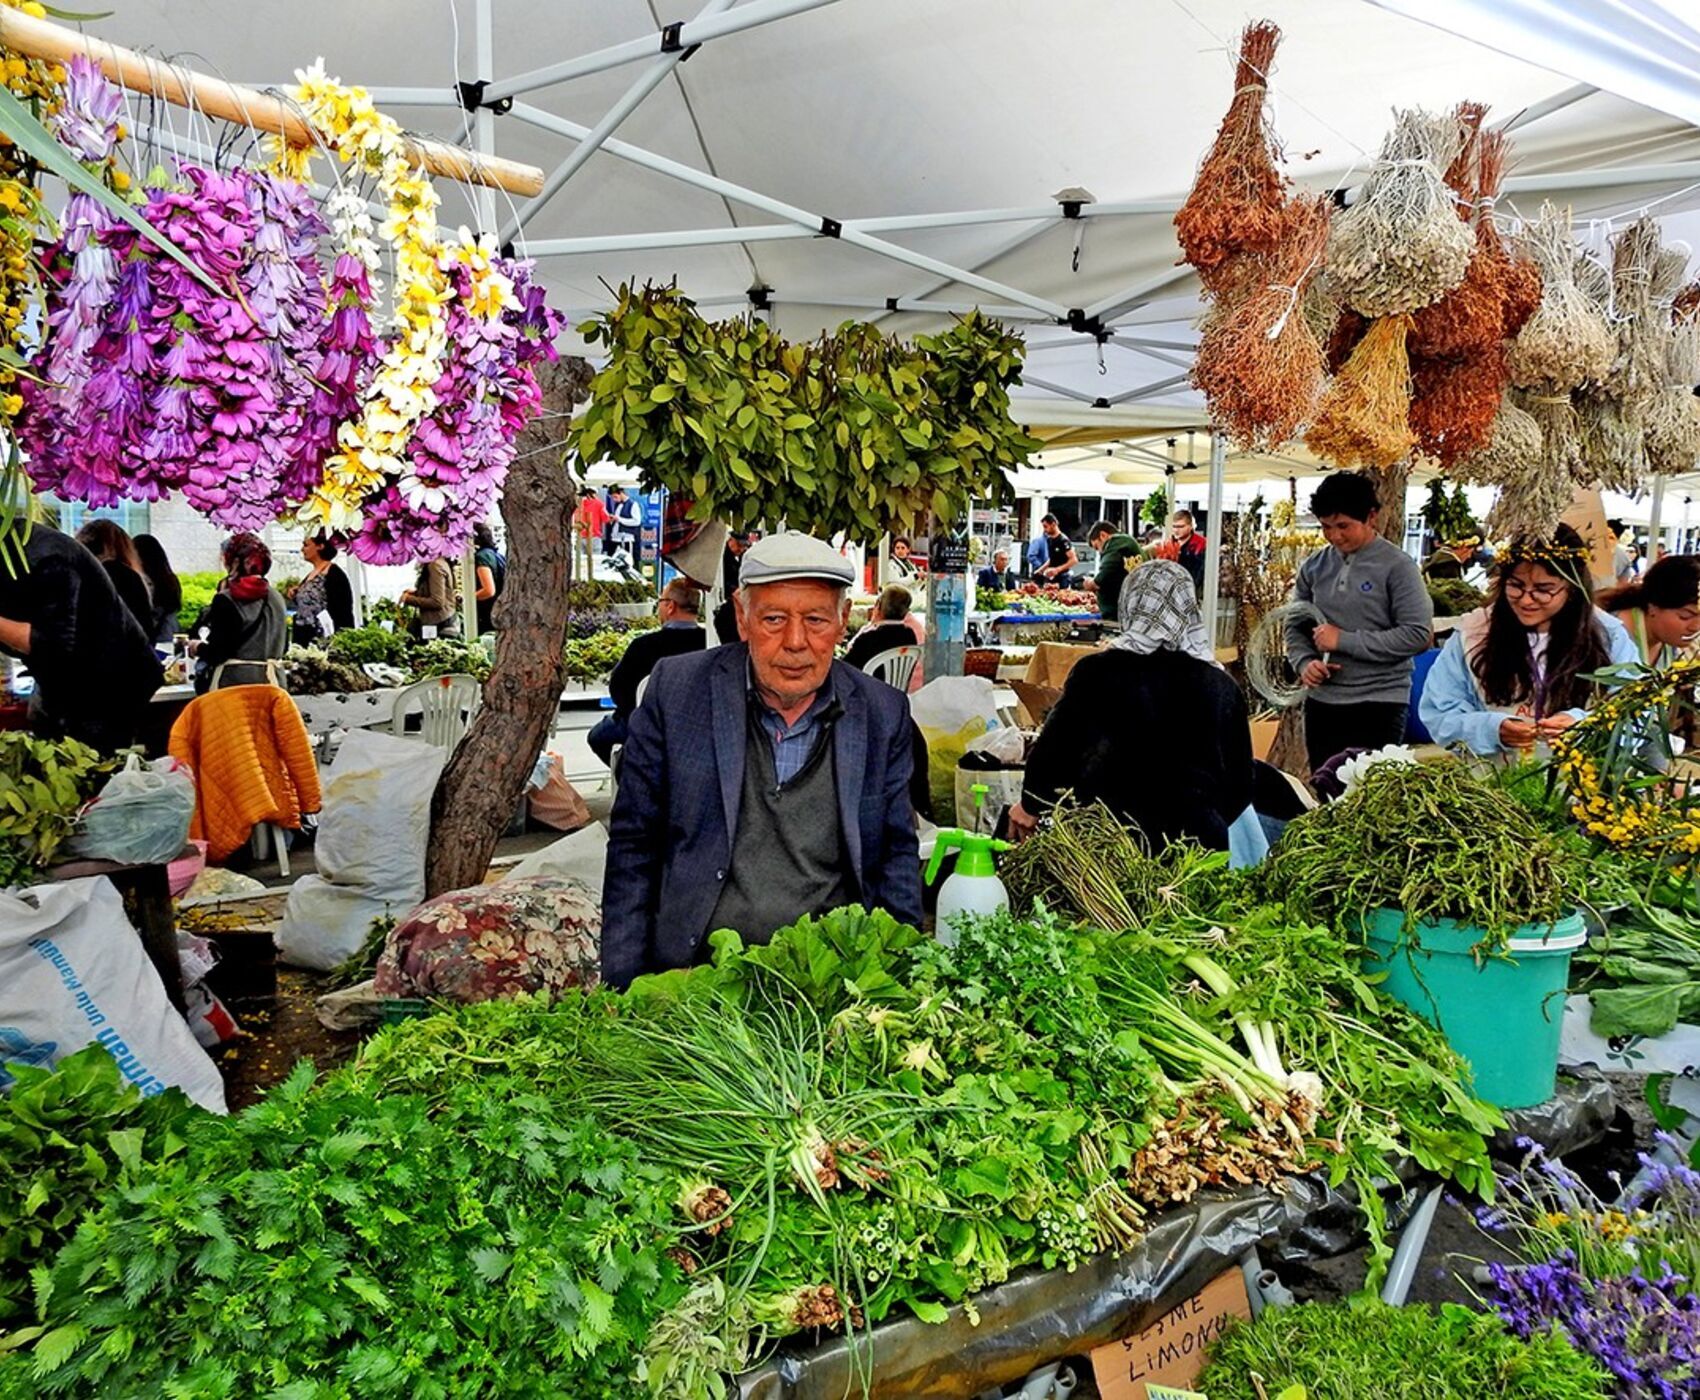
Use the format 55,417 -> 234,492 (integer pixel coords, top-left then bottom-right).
17,54 -> 565,558
349,252 -> 562,565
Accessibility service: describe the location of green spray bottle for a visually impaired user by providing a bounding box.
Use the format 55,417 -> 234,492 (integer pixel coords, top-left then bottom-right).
923,783 -> 1012,946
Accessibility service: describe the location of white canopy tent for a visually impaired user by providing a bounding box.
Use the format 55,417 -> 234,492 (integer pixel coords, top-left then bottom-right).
53,0 -> 1700,544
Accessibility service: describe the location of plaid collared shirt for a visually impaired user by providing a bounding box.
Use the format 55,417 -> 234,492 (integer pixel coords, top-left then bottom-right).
752,682 -> 837,786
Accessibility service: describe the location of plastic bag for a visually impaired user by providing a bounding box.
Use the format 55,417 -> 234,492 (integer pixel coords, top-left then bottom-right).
0,876 -> 227,1111
68,755 -> 195,866
910,676 -> 999,820
506,821 -> 609,887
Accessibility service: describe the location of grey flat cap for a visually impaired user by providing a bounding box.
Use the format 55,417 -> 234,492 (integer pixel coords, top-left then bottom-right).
738,531 -> 857,589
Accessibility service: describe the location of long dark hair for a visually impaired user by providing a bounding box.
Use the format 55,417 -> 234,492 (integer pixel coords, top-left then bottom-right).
1473,525 -> 1611,712
76,519 -> 142,574
133,533 -> 181,613
1599,553 -> 1700,615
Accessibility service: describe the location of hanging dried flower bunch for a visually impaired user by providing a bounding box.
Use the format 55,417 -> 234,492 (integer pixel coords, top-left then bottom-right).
1305,313 -> 1417,467
1507,205 -> 1616,392
1477,132 -> 1542,339
1456,389 -> 1542,488
1408,347 -> 1503,466
1324,307 -> 1367,373
1645,387 -> 1700,476
1174,21 -> 1290,293
1327,108 -> 1474,318
1575,387 -> 1647,493
1410,104 -> 1504,360
1192,196 -> 1331,450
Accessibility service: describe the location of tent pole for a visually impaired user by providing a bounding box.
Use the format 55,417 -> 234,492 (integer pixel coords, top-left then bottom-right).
1085,265 -> 1198,322
0,7 -> 546,196
462,0 -> 501,645
1649,476 -> 1667,558
1202,430 -> 1226,648
508,102 -> 1069,318
1112,372 -> 1193,405
484,0 -> 841,104
1496,83 -> 1598,132
499,0 -> 740,244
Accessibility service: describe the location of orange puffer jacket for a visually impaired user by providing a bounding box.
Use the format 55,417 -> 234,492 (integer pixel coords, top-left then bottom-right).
169,686 -> 322,861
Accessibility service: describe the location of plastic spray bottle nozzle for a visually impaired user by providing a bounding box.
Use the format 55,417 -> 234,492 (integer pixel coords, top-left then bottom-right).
924,827 -> 1013,885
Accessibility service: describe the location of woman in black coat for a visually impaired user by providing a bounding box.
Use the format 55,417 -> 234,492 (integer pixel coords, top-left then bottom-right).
1008,561 -> 1253,852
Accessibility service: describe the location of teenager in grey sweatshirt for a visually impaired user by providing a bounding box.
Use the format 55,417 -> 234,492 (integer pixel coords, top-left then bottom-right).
1285,473 -> 1433,772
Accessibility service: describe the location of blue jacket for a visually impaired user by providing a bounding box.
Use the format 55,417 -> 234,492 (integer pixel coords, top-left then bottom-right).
601,642 -> 922,987
1419,607 -> 1639,755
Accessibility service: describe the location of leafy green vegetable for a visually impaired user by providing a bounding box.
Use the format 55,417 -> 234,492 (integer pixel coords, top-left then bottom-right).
1201,1299 -> 1610,1399
408,638 -> 493,683
327,624 -> 413,668
0,732 -> 123,886
0,1046 -> 197,1323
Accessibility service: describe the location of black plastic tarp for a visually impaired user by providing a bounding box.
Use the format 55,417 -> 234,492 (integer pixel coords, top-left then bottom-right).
736,1176 -> 1328,1400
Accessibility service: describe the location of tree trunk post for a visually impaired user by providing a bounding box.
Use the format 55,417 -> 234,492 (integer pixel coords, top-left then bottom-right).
424,356 -> 593,897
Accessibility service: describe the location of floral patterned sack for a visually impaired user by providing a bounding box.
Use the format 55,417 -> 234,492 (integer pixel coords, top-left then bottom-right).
373,876 -> 601,1003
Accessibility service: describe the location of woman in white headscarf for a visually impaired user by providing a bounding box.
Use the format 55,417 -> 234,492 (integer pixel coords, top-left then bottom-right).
1008,562 -> 1266,861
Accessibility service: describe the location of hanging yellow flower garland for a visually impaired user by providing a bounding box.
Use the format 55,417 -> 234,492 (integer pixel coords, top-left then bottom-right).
288,61 -> 454,531
0,0 -> 63,425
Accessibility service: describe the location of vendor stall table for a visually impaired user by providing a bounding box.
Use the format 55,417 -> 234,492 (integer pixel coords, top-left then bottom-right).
42,849 -> 193,1015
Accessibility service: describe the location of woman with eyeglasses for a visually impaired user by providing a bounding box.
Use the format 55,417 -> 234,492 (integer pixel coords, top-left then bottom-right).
1420,524 -> 1639,756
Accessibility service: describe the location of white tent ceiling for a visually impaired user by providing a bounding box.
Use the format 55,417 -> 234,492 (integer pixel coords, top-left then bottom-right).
80,0 -> 1700,490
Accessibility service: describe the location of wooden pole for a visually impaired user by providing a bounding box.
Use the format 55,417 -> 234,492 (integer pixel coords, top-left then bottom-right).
0,8 -> 546,197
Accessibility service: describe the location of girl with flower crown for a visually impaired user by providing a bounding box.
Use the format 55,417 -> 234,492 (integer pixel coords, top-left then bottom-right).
1420,524 -> 1639,756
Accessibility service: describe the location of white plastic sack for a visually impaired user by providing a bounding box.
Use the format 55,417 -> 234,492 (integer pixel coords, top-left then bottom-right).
910,676 -> 999,820
0,877 -> 226,1112
275,729 -> 445,971
505,821 -> 609,888
965,726 -> 1027,765
1560,993 -> 1700,1075
68,755 -> 195,866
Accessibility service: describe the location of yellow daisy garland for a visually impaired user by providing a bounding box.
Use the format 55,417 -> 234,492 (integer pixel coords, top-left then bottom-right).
287,61 -> 454,532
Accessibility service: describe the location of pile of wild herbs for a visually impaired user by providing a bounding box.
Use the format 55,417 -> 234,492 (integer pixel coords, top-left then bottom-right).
0,894 -> 1504,1396
0,732 -> 123,888
1199,1299 -> 1611,1399
1264,760 -> 1590,947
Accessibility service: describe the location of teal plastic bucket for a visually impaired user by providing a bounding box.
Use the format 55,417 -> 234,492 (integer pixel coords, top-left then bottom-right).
1361,908 -> 1586,1110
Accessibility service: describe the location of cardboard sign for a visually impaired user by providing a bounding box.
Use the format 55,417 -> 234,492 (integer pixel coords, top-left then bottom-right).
1090,1267 -> 1250,1400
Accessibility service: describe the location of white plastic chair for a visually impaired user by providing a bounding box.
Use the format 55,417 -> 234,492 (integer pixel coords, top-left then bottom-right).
390,674 -> 482,752
860,645 -> 921,692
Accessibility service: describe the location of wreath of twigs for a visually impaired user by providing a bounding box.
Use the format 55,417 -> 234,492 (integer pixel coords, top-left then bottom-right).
1245,600 -> 1325,710
1554,657 -> 1700,872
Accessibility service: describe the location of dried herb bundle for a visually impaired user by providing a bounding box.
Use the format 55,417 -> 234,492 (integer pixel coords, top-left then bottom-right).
1482,131 -> 1544,339
1455,389 -> 1542,488
1305,313 -> 1417,467
1507,205 -> 1615,392
1193,196 -> 1331,449
1325,307 -> 1367,373
1645,386 -> 1700,477
1174,21 -> 1290,292
1327,109 -> 1473,318
1409,348 -> 1503,466
1575,386 -> 1647,493
1485,391 -> 1585,539
1610,216 -> 1667,401
1410,104 -> 1505,360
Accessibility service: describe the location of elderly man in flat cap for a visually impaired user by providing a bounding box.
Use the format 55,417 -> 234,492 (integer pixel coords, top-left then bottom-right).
602,532 -> 922,986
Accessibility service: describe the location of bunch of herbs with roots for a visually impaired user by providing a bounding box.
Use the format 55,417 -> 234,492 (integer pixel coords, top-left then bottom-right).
578,968 -> 918,1356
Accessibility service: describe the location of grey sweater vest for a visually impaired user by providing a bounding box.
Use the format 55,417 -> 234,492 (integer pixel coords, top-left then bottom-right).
708,704 -> 854,947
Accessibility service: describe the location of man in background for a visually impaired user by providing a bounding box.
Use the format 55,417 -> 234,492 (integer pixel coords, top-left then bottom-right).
1035,514 -> 1078,586
588,579 -> 707,766
977,548 -> 1017,593
1160,510 -> 1208,595
1084,519 -> 1140,621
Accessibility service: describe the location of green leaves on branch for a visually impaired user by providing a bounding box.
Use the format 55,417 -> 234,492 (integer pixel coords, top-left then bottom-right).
0,732 -> 123,887
569,284 -> 1038,538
